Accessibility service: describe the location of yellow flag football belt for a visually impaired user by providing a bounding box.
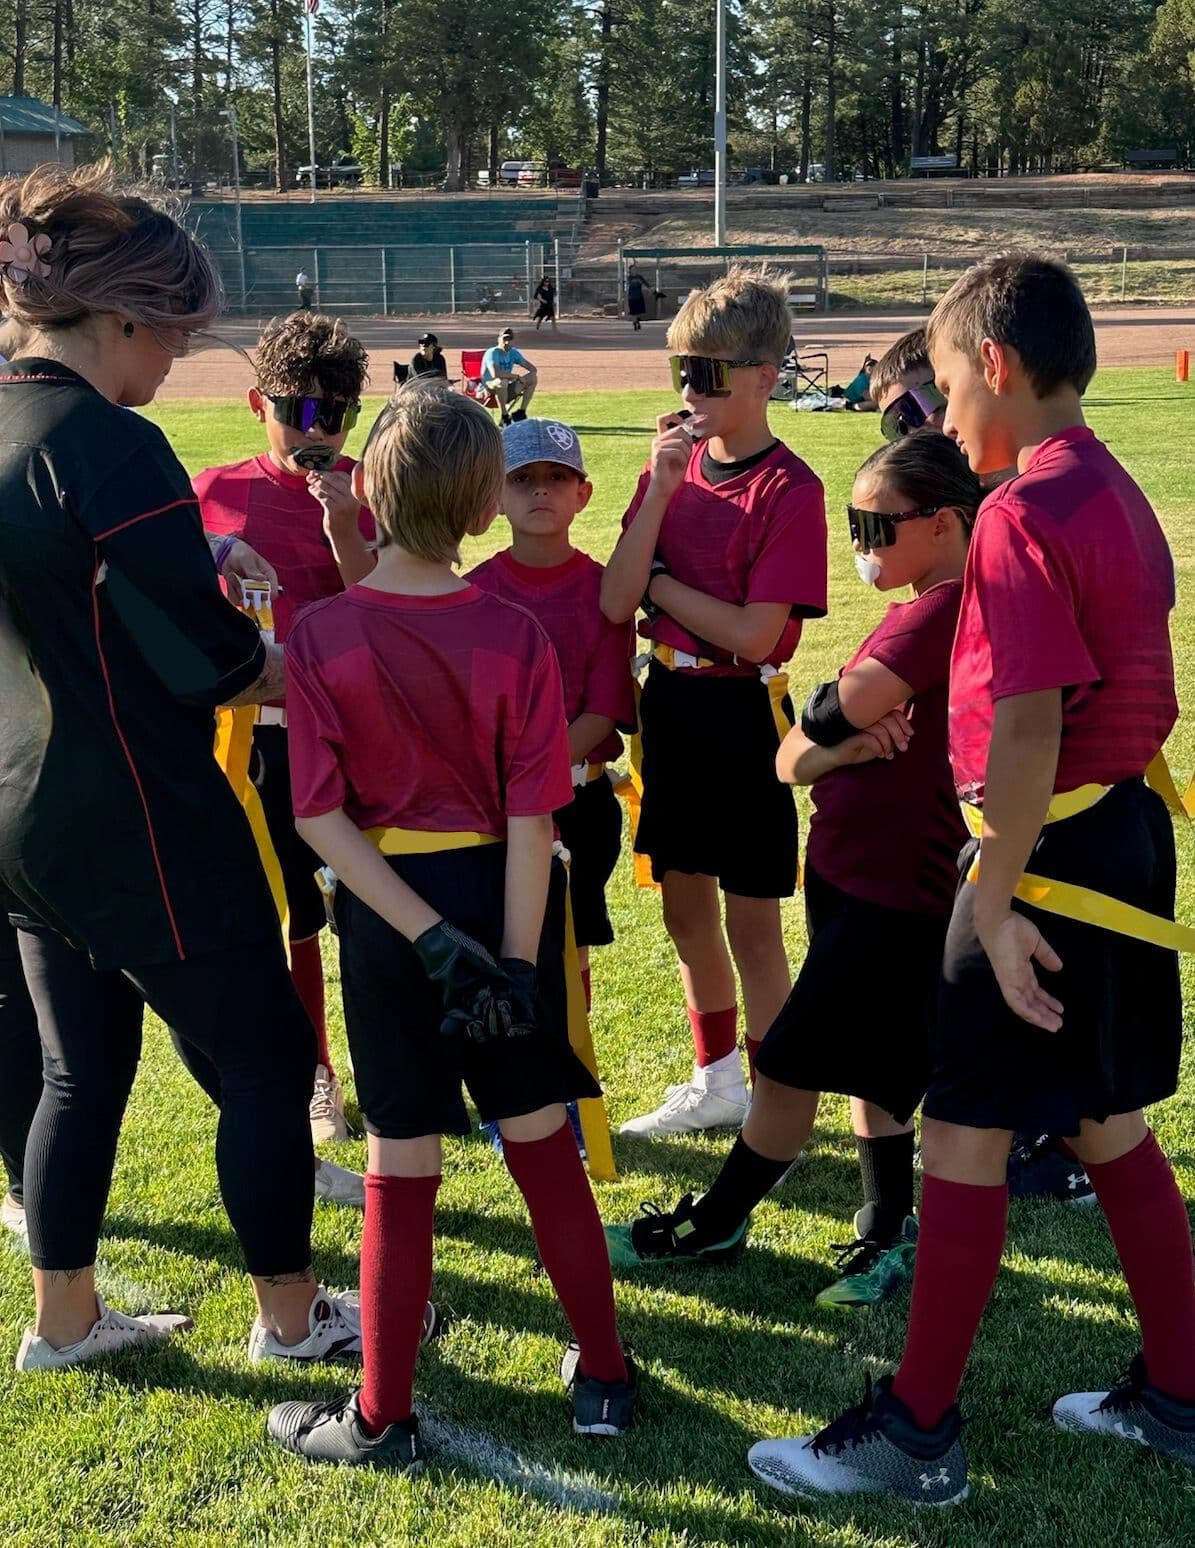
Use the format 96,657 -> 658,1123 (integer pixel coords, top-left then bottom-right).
962,751 -> 1195,955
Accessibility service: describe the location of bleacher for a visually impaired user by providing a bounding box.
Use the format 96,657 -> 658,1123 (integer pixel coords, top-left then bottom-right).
186,196 -> 568,315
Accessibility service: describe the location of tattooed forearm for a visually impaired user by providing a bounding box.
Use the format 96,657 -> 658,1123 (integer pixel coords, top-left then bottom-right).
223,642 -> 286,707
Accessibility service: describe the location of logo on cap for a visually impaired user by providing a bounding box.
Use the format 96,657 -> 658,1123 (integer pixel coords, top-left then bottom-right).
546,423 -> 576,451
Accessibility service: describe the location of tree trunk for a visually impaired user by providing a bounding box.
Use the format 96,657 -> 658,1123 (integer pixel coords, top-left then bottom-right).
270,7 -> 286,191
824,10 -> 837,183
13,0 -> 28,95
798,67 -> 812,181
889,23 -> 904,171
191,0 -> 205,193
445,115 -> 467,191
488,122 -> 498,184
594,0 -> 612,182
379,84 -> 391,188
53,0 -> 64,109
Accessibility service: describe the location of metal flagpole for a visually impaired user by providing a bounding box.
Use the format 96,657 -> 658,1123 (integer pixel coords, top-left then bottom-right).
305,0 -> 319,203
714,0 -> 726,244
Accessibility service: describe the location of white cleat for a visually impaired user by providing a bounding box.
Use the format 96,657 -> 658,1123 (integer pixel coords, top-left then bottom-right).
620,1055 -> 749,1137
314,1157 -> 365,1207
310,1065 -> 351,1143
15,1293 -> 193,1372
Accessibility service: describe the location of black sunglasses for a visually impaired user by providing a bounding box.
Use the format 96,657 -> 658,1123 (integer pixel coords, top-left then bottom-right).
847,503 -> 942,551
265,393 -> 361,436
669,355 -> 766,397
879,382 -> 947,442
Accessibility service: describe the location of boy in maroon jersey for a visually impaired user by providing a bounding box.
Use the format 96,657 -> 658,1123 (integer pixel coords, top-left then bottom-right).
470,418 -> 635,1004
267,384 -> 635,1470
195,313 -> 374,1160
602,268 -> 827,1136
750,255 -> 1195,1505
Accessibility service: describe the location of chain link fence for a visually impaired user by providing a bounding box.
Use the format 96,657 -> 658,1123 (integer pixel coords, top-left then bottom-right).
207,241 -> 559,316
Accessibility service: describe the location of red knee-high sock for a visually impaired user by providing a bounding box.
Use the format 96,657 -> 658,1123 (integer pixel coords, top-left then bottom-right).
581,967 -> 592,1013
688,1006 -> 737,1068
745,1036 -> 762,1083
290,934 -> 333,1075
503,1121 -> 627,1384
358,1173 -> 439,1434
892,1174 -> 1008,1429
1086,1132 -> 1195,1400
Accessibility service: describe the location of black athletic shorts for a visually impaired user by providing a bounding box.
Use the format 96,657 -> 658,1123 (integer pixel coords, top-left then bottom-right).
555,774 -> 623,948
753,864 -> 947,1124
335,845 -> 601,1139
635,660 -> 799,898
924,778 -> 1182,1136
253,724 -> 326,941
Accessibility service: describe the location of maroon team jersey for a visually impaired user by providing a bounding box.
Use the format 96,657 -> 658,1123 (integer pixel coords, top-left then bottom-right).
194,452 -> 376,644
808,580 -> 966,916
950,428 -> 1177,804
468,548 -> 635,764
621,439 -> 827,675
286,584 -> 574,837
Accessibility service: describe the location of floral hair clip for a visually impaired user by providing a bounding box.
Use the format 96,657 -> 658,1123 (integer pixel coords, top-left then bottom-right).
0,222 -> 52,284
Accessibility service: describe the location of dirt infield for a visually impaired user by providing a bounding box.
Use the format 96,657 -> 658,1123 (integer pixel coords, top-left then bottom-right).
162,307 -> 1195,400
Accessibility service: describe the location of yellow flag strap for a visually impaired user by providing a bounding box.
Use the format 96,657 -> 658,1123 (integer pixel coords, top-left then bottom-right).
366,826 -> 499,855
962,750 -> 1194,953
214,706 -> 290,947
364,826 -> 617,1180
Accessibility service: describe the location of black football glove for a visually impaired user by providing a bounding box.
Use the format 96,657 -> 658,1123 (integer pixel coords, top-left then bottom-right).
413,920 -> 515,1043
499,957 -> 539,1037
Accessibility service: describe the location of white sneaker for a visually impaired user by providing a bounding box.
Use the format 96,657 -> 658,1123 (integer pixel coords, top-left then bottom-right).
248,1286 -> 363,1365
248,1287 -> 446,1365
314,1157 -> 365,1207
2,1194 -> 29,1252
15,1293 -> 193,1372
310,1065 -> 350,1143
620,1056 -> 749,1137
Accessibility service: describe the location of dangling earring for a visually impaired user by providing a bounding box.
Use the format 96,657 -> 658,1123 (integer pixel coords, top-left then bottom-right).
122,322 -> 135,338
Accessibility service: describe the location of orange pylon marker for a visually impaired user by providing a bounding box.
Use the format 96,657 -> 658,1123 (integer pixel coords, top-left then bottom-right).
1178,350 -> 1190,383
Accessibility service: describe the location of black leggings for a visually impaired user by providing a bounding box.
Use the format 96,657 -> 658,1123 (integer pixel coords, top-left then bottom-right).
17,925 -> 317,1274
0,919 -> 43,1205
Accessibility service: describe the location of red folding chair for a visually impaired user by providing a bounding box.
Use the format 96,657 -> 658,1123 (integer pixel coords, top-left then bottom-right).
460,350 -> 498,408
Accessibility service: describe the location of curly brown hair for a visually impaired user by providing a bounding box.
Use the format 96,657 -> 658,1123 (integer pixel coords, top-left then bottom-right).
254,311 -> 370,398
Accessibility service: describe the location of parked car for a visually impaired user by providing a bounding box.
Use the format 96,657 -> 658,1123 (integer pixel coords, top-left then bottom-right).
296,156 -> 363,188
676,168 -> 716,187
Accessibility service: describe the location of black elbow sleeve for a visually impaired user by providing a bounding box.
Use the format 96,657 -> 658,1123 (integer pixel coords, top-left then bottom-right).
801,680 -> 859,747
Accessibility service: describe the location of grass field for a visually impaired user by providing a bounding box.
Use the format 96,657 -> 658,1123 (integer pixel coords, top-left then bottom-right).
3,372 -> 1195,1546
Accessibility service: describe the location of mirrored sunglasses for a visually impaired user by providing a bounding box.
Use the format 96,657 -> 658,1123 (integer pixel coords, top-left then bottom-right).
879,381 -> 947,442
266,393 -> 361,436
847,503 -> 942,551
669,354 -> 765,397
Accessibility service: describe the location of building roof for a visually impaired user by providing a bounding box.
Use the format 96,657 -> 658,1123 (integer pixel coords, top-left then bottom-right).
0,97 -> 90,137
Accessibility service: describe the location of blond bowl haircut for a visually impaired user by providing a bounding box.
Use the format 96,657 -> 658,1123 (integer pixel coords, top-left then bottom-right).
666,266 -> 793,367
363,381 -> 505,562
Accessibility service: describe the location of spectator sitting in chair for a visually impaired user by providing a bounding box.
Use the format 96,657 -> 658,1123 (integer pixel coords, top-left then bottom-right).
481,326 -> 538,424
410,332 -> 448,379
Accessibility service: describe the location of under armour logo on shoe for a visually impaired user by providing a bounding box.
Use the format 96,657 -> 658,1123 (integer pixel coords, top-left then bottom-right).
1113,1421 -> 1147,1445
919,1467 -> 951,1489
1067,1173 -> 1084,1191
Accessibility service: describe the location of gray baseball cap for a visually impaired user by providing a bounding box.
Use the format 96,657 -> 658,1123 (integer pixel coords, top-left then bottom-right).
501,417 -> 586,477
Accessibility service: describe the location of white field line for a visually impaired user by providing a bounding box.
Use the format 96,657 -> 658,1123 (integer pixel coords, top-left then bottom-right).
421,1407 -> 623,1515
